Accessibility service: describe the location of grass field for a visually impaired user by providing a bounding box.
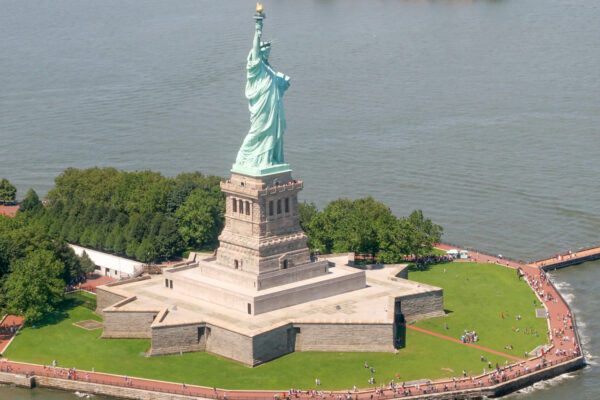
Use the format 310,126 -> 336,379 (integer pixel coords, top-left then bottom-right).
409,262 -> 548,357
4,262 -> 548,390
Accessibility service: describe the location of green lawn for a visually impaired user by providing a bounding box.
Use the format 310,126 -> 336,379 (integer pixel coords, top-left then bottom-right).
409,262 -> 548,357
4,262 -> 547,390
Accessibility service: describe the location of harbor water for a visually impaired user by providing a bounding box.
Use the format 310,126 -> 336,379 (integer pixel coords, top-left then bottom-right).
0,0 -> 598,398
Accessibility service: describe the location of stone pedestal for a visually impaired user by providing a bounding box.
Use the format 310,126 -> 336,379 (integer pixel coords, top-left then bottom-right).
217,171 -> 324,283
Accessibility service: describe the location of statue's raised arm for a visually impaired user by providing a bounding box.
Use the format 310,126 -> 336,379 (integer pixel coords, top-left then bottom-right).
251,18 -> 262,61
232,5 -> 292,177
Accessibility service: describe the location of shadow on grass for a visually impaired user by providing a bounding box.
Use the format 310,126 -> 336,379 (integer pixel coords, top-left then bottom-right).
27,307 -> 70,329
395,323 -> 406,349
407,260 -> 455,273
66,291 -> 97,311
27,293 -> 96,329
407,264 -> 433,272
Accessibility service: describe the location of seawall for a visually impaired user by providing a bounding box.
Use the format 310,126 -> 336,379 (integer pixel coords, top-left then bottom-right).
0,355 -> 585,400
34,375 -> 205,400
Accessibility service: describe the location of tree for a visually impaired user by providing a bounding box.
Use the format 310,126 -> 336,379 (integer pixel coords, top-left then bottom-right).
79,251 -> 96,274
52,240 -> 85,284
298,202 -> 318,249
112,228 -> 127,255
405,209 -> 443,256
307,197 -> 393,256
18,188 -> 43,214
2,250 -> 65,323
125,240 -> 139,259
135,238 -> 156,263
302,198 -> 443,263
176,187 -> 224,250
298,201 -> 318,225
377,218 -> 415,263
155,216 -> 181,259
0,178 -> 17,204
0,236 -> 13,278
166,179 -> 198,213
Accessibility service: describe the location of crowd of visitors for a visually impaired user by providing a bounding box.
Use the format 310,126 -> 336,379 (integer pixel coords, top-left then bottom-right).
65,274 -> 89,292
0,322 -> 18,337
460,330 -> 478,343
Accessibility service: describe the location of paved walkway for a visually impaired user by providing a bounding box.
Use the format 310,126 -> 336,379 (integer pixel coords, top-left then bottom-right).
0,315 -> 24,354
0,204 -> 19,217
436,243 -> 523,268
67,273 -> 116,293
529,245 -> 600,269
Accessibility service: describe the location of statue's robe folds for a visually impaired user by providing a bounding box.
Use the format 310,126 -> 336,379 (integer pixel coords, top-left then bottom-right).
235,50 -> 290,169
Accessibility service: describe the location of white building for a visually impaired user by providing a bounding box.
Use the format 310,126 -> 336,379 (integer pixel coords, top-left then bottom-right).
69,244 -> 144,279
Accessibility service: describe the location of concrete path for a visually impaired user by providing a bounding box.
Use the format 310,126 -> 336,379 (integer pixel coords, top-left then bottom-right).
0,315 -> 24,354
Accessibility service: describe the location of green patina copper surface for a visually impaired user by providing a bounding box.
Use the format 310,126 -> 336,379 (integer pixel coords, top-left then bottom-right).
232,10 -> 291,177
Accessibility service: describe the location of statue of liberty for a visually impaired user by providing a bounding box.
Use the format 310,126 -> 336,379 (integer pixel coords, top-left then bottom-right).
232,4 -> 292,176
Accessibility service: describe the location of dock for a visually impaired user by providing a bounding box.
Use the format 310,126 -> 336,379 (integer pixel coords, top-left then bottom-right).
529,245 -> 600,270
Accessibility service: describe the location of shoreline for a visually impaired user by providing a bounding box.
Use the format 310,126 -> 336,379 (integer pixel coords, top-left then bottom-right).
0,356 -> 585,400
0,246 -> 587,399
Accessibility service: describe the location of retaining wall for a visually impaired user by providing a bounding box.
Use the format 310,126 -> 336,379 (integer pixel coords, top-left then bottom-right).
0,371 -> 34,388
33,375 -> 203,400
95,287 -> 126,316
294,322 -> 394,352
102,309 -> 159,339
0,355 -> 585,400
488,356 -> 585,397
252,323 -> 294,364
150,322 -> 207,356
400,289 -> 445,322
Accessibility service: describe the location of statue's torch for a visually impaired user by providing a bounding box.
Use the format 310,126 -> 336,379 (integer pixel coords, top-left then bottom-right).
254,2 -> 265,21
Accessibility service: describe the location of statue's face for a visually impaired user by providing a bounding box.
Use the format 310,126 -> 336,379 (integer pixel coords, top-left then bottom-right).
261,46 -> 271,61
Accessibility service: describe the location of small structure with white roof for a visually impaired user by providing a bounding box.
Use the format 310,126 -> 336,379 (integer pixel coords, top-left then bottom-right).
69,244 -> 144,279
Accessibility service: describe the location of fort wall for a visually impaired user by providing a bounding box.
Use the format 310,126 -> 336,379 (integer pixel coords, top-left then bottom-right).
95,287 -> 127,316
102,309 -> 158,339
400,289 -> 445,322
294,323 -> 394,352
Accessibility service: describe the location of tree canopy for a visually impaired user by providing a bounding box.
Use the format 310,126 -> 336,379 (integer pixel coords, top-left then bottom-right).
2,250 -> 65,322
0,211 -> 106,322
0,178 -> 17,204
299,198 -> 442,263
43,168 -> 224,261
18,188 -> 43,214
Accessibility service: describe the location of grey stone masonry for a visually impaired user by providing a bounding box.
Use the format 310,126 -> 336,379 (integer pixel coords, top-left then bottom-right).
102,308 -> 159,339
95,287 -> 126,316
217,172 -> 323,280
398,290 -> 445,322
294,323 -> 394,352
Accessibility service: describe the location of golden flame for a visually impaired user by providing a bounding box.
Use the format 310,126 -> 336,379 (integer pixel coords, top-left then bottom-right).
256,2 -> 264,13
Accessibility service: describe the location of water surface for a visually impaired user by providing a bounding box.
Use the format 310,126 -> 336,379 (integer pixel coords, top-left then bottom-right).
1,0 -> 598,398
